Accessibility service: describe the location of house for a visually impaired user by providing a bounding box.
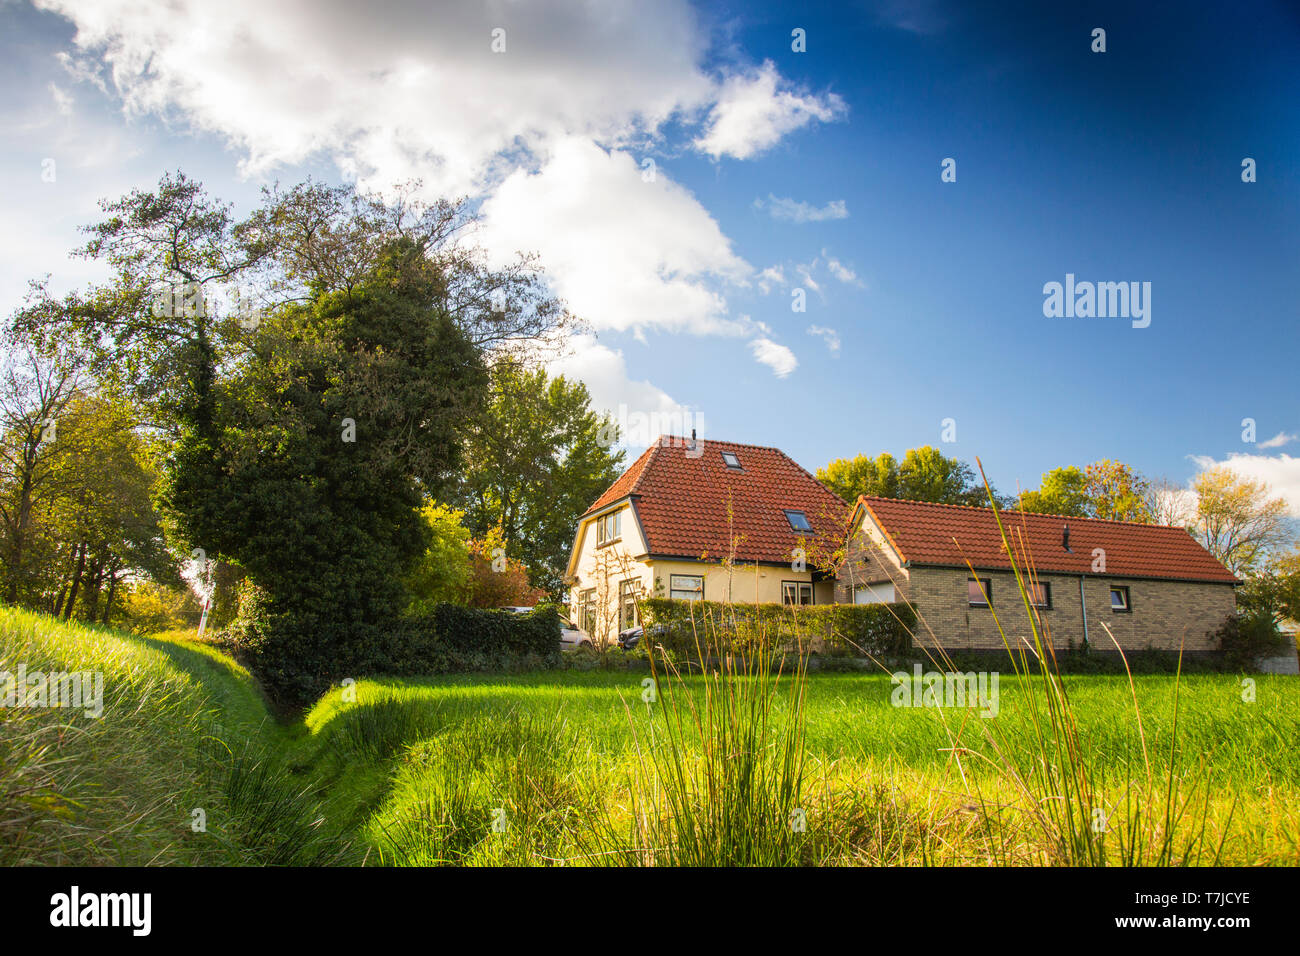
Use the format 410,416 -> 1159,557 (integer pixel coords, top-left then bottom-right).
564,435 -> 848,645
566,435 -> 1239,654
838,495 -> 1238,653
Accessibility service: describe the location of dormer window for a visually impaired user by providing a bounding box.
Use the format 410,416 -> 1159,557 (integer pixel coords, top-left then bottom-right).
784,509 -> 813,532
596,509 -> 622,547
721,451 -> 742,469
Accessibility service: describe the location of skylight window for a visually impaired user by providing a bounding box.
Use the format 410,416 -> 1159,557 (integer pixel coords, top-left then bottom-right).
721,451 -> 742,469
784,509 -> 813,532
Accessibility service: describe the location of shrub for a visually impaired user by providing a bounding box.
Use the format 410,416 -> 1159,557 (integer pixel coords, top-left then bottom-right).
638,598 -> 914,660
384,604 -> 561,676
1213,609 -> 1290,671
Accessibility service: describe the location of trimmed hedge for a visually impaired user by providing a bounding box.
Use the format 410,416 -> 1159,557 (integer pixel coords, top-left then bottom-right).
638,598 -> 915,659
383,604 -> 562,675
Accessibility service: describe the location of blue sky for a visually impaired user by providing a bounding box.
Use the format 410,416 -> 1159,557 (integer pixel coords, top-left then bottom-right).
1,0 -> 1297,507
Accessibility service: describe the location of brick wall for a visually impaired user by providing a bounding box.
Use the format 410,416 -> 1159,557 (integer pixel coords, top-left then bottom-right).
836,532 -> 1236,653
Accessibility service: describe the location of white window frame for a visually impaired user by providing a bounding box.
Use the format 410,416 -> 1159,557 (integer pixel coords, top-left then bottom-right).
781,581 -> 813,606
596,509 -> 622,547
669,574 -> 704,602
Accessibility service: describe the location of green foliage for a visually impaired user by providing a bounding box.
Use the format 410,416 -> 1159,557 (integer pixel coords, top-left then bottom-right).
1212,609 -> 1290,671
455,362 -> 624,594
818,446 -> 997,506
405,502 -> 473,613
638,598 -> 915,659
383,604 -> 561,675
169,241 -> 488,704
1016,466 -> 1091,517
816,451 -> 899,502
119,580 -> 201,633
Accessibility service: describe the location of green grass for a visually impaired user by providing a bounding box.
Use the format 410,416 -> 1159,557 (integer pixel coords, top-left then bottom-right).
4,606 -> 1298,866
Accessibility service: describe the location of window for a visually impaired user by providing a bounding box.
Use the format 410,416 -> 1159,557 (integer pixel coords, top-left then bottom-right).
968,577 -> 992,607
669,574 -> 704,602
721,451 -> 742,469
580,588 -> 597,633
1110,586 -> 1131,612
854,582 -> 895,605
784,509 -> 813,532
782,581 -> 813,606
619,579 -> 640,631
1028,582 -> 1052,609
595,509 -> 622,547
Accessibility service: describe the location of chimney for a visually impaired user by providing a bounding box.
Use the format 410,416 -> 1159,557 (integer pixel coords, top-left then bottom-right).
1062,523 -> 1072,552
691,428 -> 696,441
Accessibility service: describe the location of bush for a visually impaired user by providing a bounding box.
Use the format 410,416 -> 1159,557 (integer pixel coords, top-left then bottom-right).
1213,610 -> 1291,671
225,600 -> 561,707
384,604 -> 561,676
638,598 -> 914,660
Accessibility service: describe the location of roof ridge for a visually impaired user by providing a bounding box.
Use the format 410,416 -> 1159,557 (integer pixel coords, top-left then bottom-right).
857,494 -> 1189,530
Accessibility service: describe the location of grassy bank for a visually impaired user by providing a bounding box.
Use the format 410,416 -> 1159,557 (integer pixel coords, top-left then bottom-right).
3,608 -> 1297,865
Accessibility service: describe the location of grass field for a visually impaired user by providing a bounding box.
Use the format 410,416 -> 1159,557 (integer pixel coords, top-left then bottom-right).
3,606 -> 1298,866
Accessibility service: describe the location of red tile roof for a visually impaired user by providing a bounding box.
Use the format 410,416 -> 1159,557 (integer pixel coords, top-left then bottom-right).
857,495 -> 1238,584
584,436 -> 849,565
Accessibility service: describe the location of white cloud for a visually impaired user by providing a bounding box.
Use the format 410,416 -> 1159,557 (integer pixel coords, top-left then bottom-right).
826,257 -> 857,284
806,325 -> 840,356
38,0 -> 717,197
1187,452 -> 1300,518
694,60 -> 846,161
549,334 -> 696,450
756,194 -> 848,223
1259,431 -> 1297,450
480,137 -> 751,336
749,337 -> 797,378
756,265 -> 785,294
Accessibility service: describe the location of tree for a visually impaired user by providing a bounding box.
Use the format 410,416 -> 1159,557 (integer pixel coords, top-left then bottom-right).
464,526 -> 546,609
1083,460 -> 1152,522
0,343 -> 80,604
1189,466 -> 1291,576
816,452 -> 899,503
1017,466 -> 1091,517
897,446 -> 982,505
405,502 -> 472,614
168,240 -> 487,700
455,362 -> 623,594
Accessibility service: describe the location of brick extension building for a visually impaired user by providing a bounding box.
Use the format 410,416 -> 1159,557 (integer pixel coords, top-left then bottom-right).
838,495 -> 1238,653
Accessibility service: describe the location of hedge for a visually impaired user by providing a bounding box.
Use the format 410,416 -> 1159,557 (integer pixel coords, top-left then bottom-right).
382,604 -> 562,675
637,598 -> 915,659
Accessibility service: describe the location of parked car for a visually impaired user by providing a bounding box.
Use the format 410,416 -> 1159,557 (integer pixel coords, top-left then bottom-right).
558,613 -> 592,649
500,605 -> 592,649
618,623 -> 668,651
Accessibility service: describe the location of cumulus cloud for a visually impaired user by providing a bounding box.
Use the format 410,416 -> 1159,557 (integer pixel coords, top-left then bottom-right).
38,0 -> 716,196
749,337 -> 798,378
480,137 -> 750,335
755,194 -> 848,223
1186,452 -> 1300,518
694,60 -> 846,160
